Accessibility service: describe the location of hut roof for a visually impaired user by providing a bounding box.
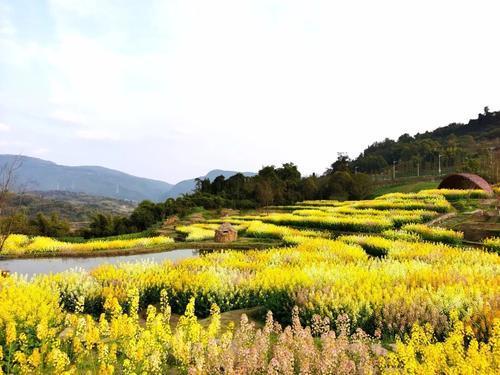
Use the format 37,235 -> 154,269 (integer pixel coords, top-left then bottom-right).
216,222 -> 237,233
438,173 -> 493,195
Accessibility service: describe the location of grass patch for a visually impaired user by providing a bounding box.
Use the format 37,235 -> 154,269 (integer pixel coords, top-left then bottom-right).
371,181 -> 439,198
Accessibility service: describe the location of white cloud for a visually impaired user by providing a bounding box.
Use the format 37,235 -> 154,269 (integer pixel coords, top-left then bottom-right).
0,4 -> 15,38
49,109 -> 86,126
76,129 -> 120,141
48,0 -> 100,18
0,123 -> 10,132
31,147 -> 50,156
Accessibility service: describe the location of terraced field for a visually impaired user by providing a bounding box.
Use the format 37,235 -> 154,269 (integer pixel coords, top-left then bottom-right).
0,189 -> 498,373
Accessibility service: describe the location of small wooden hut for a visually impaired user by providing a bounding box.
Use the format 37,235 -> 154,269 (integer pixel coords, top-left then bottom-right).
214,223 -> 237,243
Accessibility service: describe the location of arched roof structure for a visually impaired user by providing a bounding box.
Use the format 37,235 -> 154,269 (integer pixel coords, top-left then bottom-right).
438,173 -> 493,195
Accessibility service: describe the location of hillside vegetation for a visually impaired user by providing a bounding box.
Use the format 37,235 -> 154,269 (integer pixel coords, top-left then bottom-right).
352,107 -> 499,180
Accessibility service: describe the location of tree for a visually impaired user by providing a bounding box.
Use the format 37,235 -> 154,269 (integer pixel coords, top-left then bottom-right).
255,180 -> 274,207
276,163 -> 302,203
326,153 -> 351,175
302,175 -> 319,200
355,155 -> 388,173
0,156 -> 23,252
194,178 -> 203,192
84,213 -> 114,238
6,212 -> 34,235
130,200 -> 163,231
32,212 -> 70,237
276,163 -> 301,182
225,173 -> 246,200
321,171 -> 353,200
349,173 -> 373,200
211,175 -> 226,195
398,133 -> 413,143
257,165 -> 285,204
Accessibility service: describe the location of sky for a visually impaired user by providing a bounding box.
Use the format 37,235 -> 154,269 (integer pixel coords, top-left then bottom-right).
0,0 -> 499,183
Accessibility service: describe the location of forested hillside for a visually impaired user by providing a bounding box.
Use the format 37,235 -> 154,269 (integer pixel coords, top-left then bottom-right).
1,191 -> 137,236
352,108 -> 499,180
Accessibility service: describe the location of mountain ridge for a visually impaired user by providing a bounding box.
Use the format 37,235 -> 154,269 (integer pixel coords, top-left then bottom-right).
0,154 -> 256,202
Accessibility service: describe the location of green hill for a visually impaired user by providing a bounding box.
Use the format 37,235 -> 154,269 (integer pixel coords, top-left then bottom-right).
352,108 -> 499,183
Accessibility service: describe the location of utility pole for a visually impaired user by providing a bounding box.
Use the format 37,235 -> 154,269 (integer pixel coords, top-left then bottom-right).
392,161 -> 396,180
417,162 -> 420,177
488,147 -> 494,179
438,154 -> 442,176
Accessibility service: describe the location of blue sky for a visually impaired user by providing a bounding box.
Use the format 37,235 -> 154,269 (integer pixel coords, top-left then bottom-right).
1,0 -> 499,183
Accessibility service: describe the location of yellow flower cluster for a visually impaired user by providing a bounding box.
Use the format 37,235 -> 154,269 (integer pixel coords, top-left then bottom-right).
245,220 -> 322,240
259,212 -> 394,232
337,234 -> 394,256
2,235 -> 174,255
377,189 -> 489,200
421,188 -> 492,199
484,237 -> 500,252
382,229 -> 421,242
380,312 -> 500,374
298,200 -> 350,207
358,192 -> 453,212
176,225 -> 215,241
401,223 -> 464,244
293,207 -> 439,224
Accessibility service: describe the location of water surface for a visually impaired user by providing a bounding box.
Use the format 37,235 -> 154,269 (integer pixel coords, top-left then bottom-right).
0,248 -> 199,278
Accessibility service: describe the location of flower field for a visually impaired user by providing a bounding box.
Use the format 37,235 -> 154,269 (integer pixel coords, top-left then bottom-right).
0,189 -> 498,373
208,190 -> 460,235
1,235 -> 174,255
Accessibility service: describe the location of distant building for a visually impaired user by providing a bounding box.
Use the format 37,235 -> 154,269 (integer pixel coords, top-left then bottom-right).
214,222 -> 238,243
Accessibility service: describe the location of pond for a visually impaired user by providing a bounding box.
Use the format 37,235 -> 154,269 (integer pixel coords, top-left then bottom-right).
0,248 -> 200,278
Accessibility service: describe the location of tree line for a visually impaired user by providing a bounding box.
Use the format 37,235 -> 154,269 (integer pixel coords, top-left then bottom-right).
80,161 -> 373,238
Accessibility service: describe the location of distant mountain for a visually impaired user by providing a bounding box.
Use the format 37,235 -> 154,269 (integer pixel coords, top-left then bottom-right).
0,155 -> 173,202
164,169 -> 256,198
0,155 -> 257,202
